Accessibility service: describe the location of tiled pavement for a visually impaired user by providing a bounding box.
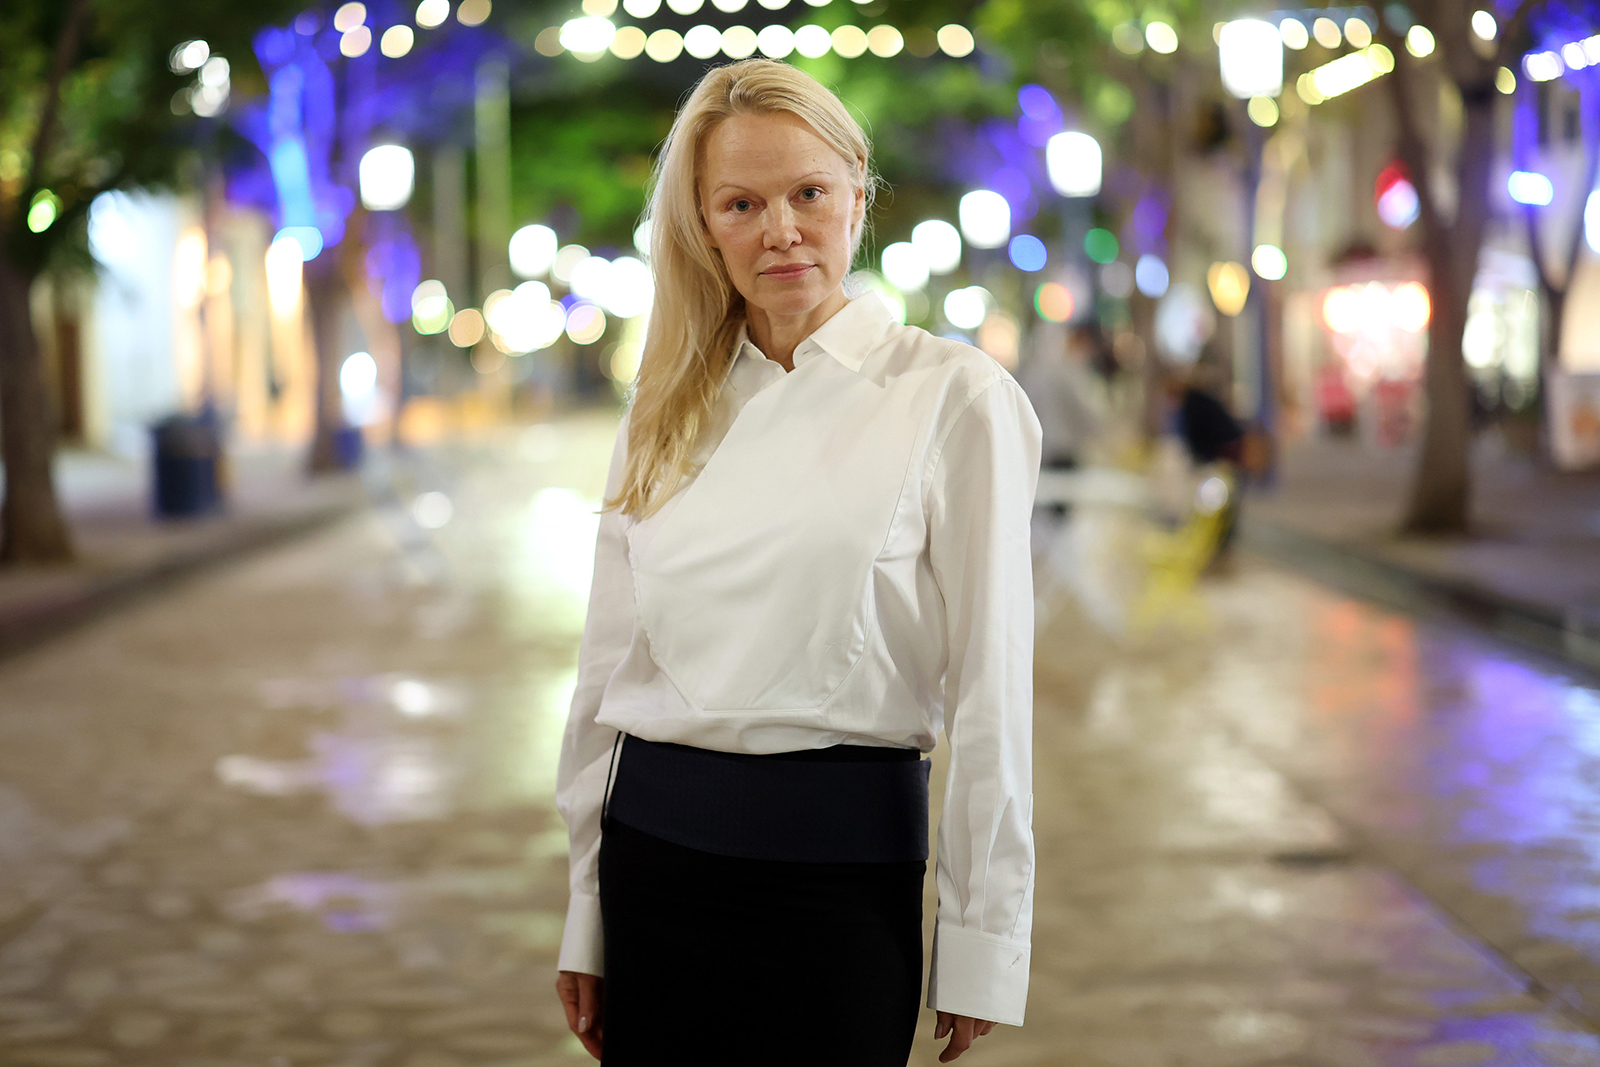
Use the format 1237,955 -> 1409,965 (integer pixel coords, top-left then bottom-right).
0,412 -> 1597,1066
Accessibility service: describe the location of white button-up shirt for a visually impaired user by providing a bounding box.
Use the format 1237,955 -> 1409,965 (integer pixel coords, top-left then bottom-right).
556,293 -> 1041,1026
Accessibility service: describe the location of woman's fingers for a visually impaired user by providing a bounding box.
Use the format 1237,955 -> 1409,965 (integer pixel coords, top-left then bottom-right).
556,971 -> 604,1061
978,1019 -> 996,1037
934,1011 -> 953,1040
938,1015 -> 976,1062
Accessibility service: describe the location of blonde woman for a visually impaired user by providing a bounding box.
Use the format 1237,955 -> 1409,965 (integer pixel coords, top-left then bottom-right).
554,59 -> 1039,1065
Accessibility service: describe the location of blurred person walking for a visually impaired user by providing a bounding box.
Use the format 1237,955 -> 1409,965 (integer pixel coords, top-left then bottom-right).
554,61 -> 1040,1066
1020,324 -> 1103,475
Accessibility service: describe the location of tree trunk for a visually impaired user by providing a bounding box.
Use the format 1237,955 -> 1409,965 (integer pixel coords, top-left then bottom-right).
0,253 -> 73,563
1400,85 -> 1498,535
305,264 -> 348,474
1403,277 -> 1473,532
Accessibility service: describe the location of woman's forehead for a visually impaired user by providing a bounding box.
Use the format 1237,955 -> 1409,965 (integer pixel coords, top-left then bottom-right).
700,112 -> 852,186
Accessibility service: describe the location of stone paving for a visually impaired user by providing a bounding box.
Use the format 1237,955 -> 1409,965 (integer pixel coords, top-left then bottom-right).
0,411 -> 1597,1066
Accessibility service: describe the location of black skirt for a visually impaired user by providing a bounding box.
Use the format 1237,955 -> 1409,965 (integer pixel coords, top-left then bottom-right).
598,738 -> 929,1066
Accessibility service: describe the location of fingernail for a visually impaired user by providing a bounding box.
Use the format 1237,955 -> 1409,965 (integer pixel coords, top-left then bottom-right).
578,1015 -> 590,1033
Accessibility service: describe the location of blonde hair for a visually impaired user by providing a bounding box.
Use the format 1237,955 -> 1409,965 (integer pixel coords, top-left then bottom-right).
608,59 -> 875,518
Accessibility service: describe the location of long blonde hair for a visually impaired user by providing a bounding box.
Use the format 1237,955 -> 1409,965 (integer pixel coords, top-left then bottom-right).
608,60 -> 876,518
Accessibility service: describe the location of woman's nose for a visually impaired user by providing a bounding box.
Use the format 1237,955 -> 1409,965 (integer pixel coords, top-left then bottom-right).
763,203 -> 800,248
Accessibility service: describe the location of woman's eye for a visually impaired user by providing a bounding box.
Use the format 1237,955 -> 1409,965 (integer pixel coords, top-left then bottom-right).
732,199 -> 751,212
799,187 -> 821,201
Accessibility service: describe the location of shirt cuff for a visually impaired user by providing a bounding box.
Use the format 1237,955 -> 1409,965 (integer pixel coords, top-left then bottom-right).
926,922 -> 1030,1026
557,890 -> 604,976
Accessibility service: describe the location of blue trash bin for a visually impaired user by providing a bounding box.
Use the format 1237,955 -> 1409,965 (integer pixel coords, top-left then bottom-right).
151,415 -> 222,518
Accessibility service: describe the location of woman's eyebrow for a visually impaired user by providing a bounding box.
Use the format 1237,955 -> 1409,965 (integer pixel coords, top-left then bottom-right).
707,171 -> 834,198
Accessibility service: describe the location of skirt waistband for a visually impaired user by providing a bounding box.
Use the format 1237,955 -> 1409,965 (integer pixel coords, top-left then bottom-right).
605,736 -> 930,864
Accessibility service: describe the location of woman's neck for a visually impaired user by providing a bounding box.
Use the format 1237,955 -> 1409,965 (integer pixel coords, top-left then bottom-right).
745,289 -> 850,372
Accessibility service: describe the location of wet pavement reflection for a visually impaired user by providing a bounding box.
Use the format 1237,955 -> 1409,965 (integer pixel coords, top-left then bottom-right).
0,410 -> 1596,1066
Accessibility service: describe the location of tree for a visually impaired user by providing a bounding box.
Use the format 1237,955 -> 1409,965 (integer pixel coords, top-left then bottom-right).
0,0 -> 300,562
1511,23 -> 1600,444
1377,0 -> 1541,534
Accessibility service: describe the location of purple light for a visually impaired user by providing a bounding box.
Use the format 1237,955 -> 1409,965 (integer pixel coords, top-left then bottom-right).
991,166 -> 1032,208
1017,84 -> 1064,147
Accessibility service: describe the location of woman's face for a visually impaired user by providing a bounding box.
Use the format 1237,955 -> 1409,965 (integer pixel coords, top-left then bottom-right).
699,111 -> 865,325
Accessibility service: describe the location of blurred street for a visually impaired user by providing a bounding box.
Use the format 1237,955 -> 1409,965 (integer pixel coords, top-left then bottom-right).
0,412 -> 1597,1067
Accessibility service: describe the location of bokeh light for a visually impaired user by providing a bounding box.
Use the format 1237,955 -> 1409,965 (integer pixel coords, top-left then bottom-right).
959,190 -> 1010,249
911,219 -> 962,274
1008,234 -> 1048,272
1035,282 -> 1075,322
943,286 -> 990,330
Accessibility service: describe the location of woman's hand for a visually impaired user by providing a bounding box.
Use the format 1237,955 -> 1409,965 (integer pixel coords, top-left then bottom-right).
935,1012 -> 997,1061
556,971 -> 604,1060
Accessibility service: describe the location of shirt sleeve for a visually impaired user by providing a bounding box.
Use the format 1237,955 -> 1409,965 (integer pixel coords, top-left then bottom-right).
924,378 -> 1042,1027
555,414 -> 635,976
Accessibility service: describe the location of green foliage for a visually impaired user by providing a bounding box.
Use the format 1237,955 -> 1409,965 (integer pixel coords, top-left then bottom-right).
0,0 -> 301,272
509,83 -> 678,248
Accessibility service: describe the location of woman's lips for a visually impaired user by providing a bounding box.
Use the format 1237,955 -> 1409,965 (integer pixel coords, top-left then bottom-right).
761,264 -> 815,280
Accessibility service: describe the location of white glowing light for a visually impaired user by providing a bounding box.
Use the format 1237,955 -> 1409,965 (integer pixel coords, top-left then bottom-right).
758,24 -> 795,57
867,25 -> 904,56
1046,131 -> 1102,197
605,256 -> 655,318
380,25 -> 415,57
553,244 -> 590,284
416,0 -> 450,27
1279,18 -> 1309,49
958,190 -> 1010,250
340,351 -> 380,424
568,256 -> 613,303
266,238 -> 305,317
412,492 -> 453,529
721,25 -> 759,58
88,192 -> 140,273
645,29 -> 683,61
1251,244 -> 1288,280
794,24 -> 832,57
359,145 -> 414,211
1218,19 -> 1284,99
1405,25 -> 1436,57
1145,21 -> 1178,54
684,24 -> 722,58
1378,177 -> 1420,228
1588,191 -> 1600,254
943,286 -> 991,330
335,2 -> 368,31
1524,51 -> 1564,81
937,24 -> 974,57
276,226 -> 324,261
560,17 -> 616,53
341,351 -> 378,397
1304,44 -> 1395,102
831,25 -> 868,57
170,39 -> 210,73
1135,254 -> 1169,297
911,219 -> 962,274
624,0 -> 661,14
881,242 -> 930,291
1508,170 -> 1554,206
1471,9 -> 1497,40
340,26 -> 373,57
633,218 -> 654,257
510,224 -> 559,278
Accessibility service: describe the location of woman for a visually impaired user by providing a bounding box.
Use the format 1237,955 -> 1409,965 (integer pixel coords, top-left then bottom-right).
555,59 -> 1039,1065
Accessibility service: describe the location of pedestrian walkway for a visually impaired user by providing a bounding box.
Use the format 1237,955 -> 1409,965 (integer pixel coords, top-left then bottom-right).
1,411 -> 1598,1066
0,445 -> 363,658
1242,435 -> 1600,667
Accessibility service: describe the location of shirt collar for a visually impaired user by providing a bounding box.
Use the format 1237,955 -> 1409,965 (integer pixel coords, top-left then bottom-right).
792,293 -> 894,374
729,293 -> 895,377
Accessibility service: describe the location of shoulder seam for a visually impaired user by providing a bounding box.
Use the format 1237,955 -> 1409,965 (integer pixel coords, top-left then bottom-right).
921,376 -> 1021,513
